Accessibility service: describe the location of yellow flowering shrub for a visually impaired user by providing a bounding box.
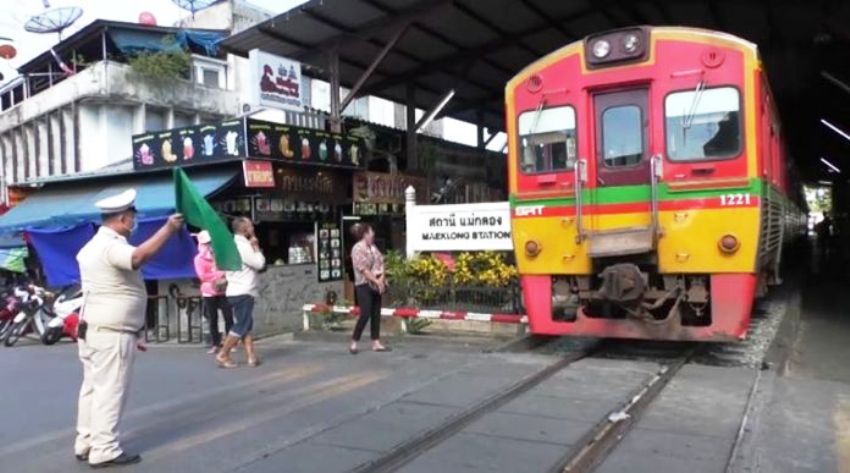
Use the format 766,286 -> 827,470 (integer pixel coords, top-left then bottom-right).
406,254 -> 451,287
454,251 -> 518,287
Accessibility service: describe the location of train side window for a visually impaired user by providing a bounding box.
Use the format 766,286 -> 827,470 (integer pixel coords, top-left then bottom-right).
518,106 -> 577,173
601,105 -> 643,167
665,86 -> 741,161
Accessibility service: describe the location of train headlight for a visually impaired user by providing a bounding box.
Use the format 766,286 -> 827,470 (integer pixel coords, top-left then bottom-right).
585,28 -> 648,69
525,240 -> 542,258
591,39 -> 611,59
622,34 -> 640,54
718,234 -> 740,253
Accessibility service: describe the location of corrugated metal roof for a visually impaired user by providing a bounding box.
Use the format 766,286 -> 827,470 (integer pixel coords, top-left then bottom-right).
221,0 -> 850,181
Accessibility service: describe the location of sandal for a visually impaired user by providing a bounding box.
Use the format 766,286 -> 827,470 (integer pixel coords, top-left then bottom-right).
247,358 -> 262,367
215,356 -> 238,369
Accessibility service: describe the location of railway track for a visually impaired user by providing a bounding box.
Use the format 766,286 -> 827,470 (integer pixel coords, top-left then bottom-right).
346,339 -> 701,473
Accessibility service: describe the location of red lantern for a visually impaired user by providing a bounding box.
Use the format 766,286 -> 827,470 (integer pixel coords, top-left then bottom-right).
0,44 -> 17,60
138,12 -> 157,26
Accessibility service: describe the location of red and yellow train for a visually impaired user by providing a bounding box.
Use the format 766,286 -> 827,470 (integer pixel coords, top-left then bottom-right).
506,27 -> 805,342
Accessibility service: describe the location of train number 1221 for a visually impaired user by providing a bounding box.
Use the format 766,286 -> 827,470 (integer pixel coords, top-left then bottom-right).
719,193 -> 752,206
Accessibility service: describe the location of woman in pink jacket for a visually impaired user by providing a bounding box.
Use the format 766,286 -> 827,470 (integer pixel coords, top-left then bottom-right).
193,231 -> 233,354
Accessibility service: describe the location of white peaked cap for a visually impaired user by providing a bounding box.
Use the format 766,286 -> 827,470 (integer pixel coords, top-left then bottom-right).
95,189 -> 137,214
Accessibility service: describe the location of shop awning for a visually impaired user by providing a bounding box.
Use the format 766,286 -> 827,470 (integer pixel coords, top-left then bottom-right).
0,167 -> 238,236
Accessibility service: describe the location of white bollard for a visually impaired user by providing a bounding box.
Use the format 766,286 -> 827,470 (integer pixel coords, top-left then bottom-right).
405,185 -> 416,260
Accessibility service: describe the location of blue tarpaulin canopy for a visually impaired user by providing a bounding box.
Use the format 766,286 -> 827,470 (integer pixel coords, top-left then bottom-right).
0,167 -> 238,235
0,166 -> 237,284
109,28 -> 226,56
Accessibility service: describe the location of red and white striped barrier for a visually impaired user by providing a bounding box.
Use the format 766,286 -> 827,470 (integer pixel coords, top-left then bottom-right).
301,304 -> 527,332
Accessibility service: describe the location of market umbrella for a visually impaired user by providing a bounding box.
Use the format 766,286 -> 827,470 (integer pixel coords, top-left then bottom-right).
173,168 -> 241,271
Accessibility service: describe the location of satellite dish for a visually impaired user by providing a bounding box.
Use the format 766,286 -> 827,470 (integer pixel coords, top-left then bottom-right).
171,0 -> 218,19
24,6 -> 84,41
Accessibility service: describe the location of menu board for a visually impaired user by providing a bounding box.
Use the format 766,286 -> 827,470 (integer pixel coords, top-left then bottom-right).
132,118 -> 364,171
133,120 -> 245,170
245,119 -> 362,169
316,222 -> 343,283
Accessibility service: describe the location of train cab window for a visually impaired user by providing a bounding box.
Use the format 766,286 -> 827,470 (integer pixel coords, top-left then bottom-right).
601,105 -> 643,167
518,106 -> 577,173
665,87 -> 741,161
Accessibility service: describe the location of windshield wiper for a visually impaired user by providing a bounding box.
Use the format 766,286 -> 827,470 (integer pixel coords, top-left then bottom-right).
528,96 -> 548,136
682,80 -> 706,130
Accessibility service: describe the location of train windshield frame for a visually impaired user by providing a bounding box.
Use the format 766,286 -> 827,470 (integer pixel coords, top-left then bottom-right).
664,86 -> 742,162
601,104 -> 644,167
517,105 -> 578,174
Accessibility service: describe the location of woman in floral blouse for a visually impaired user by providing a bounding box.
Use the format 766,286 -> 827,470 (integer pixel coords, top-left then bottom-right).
349,223 -> 390,354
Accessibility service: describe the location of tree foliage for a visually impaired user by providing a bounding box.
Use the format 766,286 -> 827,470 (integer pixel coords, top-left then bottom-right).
128,35 -> 191,83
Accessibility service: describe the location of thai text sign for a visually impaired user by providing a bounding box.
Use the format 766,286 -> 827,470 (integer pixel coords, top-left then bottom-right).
242,160 -> 275,188
249,49 -> 303,112
406,201 -> 513,253
353,172 -> 428,204
353,172 -> 428,215
278,167 -> 348,202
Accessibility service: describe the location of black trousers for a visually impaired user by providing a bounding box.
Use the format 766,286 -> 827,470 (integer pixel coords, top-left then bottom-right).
203,296 -> 233,347
353,284 -> 382,341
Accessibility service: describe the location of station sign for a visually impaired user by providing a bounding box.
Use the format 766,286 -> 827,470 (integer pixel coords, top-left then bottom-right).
132,118 -> 363,171
406,201 -> 513,254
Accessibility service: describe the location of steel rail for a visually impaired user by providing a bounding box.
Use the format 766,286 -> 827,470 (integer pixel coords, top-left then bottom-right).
549,346 -> 699,473
347,342 -> 595,473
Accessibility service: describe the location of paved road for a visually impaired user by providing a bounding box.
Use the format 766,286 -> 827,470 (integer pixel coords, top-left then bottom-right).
1,285 -> 845,473
0,335 -> 560,472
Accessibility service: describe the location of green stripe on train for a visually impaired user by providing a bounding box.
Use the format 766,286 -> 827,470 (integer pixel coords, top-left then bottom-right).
509,178 -> 767,208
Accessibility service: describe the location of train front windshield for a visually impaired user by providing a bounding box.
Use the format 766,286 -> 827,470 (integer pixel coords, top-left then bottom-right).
665,86 -> 742,161
518,105 -> 578,173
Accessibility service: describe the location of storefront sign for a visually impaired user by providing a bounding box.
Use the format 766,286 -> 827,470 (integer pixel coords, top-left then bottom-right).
352,172 -> 428,216
133,120 -> 245,170
406,201 -> 513,254
251,197 -> 332,222
246,119 -> 362,169
278,167 -> 347,202
353,202 -> 405,216
242,160 -> 275,188
249,49 -> 303,112
316,222 -> 343,282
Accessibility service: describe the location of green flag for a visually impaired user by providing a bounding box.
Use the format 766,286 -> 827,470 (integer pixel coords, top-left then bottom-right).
173,168 -> 241,271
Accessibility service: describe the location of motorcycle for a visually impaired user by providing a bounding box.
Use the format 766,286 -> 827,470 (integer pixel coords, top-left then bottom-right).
0,290 -> 23,340
41,289 -> 83,345
4,286 -> 53,347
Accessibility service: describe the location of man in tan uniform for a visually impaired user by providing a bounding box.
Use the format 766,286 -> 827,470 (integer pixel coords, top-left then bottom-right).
74,189 -> 184,468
